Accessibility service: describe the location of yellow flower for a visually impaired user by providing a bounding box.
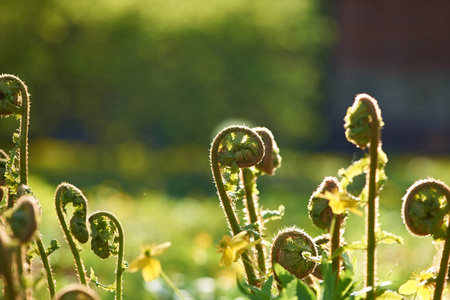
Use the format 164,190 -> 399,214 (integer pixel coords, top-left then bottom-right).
128,242 -> 171,282
320,189 -> 363,216
216,231 -> 261,267
398,270 -> 435,300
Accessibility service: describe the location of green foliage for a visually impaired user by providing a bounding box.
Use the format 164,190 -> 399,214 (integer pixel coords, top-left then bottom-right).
261,205 -> 285,222
210,94 -> 450,300
0,0 -> 334,150
238,256 -> 363,300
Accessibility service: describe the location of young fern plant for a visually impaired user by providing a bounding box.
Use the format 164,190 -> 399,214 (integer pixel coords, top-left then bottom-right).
343,93 -> 385,299
55,182 -> 90,285
401,179 -> 450,300
308,177 -> 346,283
242,127 -> 282,276
0,74 -> 30,201
1,74 -> 124,299
89,211 -> 126,300
0,74 -> 59,299
271,227 -> 318,286
210,125 -> 265,285
210,125 -> 286,287
55,183 -> 128,299
2,193 -> 40,299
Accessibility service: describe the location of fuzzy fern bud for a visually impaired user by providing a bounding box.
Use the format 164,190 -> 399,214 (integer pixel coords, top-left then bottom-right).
89,216 -> 111,259
402,179 -> 450,240
0,75 -> 22,117
308,177 -> 340,231
253,127 -> 281,175
89,212 -> 121,259
6,195 -> 39,243
344,93 -> 383,149
54,283 -> 100,300
56,183 -> 89,244
271,227 -> 318,281
16,184 -> 34,198
215,126 -> 265,168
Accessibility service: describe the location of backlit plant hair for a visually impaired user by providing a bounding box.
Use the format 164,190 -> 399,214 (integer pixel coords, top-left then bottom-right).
55,182 -> 90,285
210,125 -> 265,286
402,178 -> 450,300
344,93 -> 383,299
89,211 -> 125,300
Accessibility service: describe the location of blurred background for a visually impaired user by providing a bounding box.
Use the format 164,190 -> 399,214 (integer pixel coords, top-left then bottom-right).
1,0 -> 450,299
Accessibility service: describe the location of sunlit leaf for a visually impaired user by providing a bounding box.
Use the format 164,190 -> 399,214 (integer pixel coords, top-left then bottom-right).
261,205 -> 285,221
376,230 -> 403,245
46,239 -> 61,256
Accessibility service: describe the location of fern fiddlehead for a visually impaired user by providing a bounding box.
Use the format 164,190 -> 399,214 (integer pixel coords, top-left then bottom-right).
55,183 -> 89,285
89,211 -> 125,300
344,93 -> 383,299
0,74 -> 30,197
402,179 -> 450,300
271,227 -> 318,287
210,125 -> 265,286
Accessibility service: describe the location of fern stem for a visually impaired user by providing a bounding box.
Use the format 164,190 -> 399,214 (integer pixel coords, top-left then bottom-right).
434,224 -> 450,300
359,95 -> 381,300
35,235 -> 56,299
330,214 -> 342,283
242,168 -> 266,275
210,126 -> 264,286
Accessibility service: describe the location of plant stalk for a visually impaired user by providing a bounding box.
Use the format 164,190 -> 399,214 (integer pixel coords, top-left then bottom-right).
0,243 -> 17,300
18,79 -> 29,187
35,235 -> 56,299
160,270 -> 185,300
210,127 -> 261,286
434,224 -> 450,300
361,96 -> 381,300
330,214 -> 342,283
242,168 -> 266,275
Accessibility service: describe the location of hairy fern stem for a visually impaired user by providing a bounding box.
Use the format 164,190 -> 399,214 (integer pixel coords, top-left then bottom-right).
210,125 -> 265,286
